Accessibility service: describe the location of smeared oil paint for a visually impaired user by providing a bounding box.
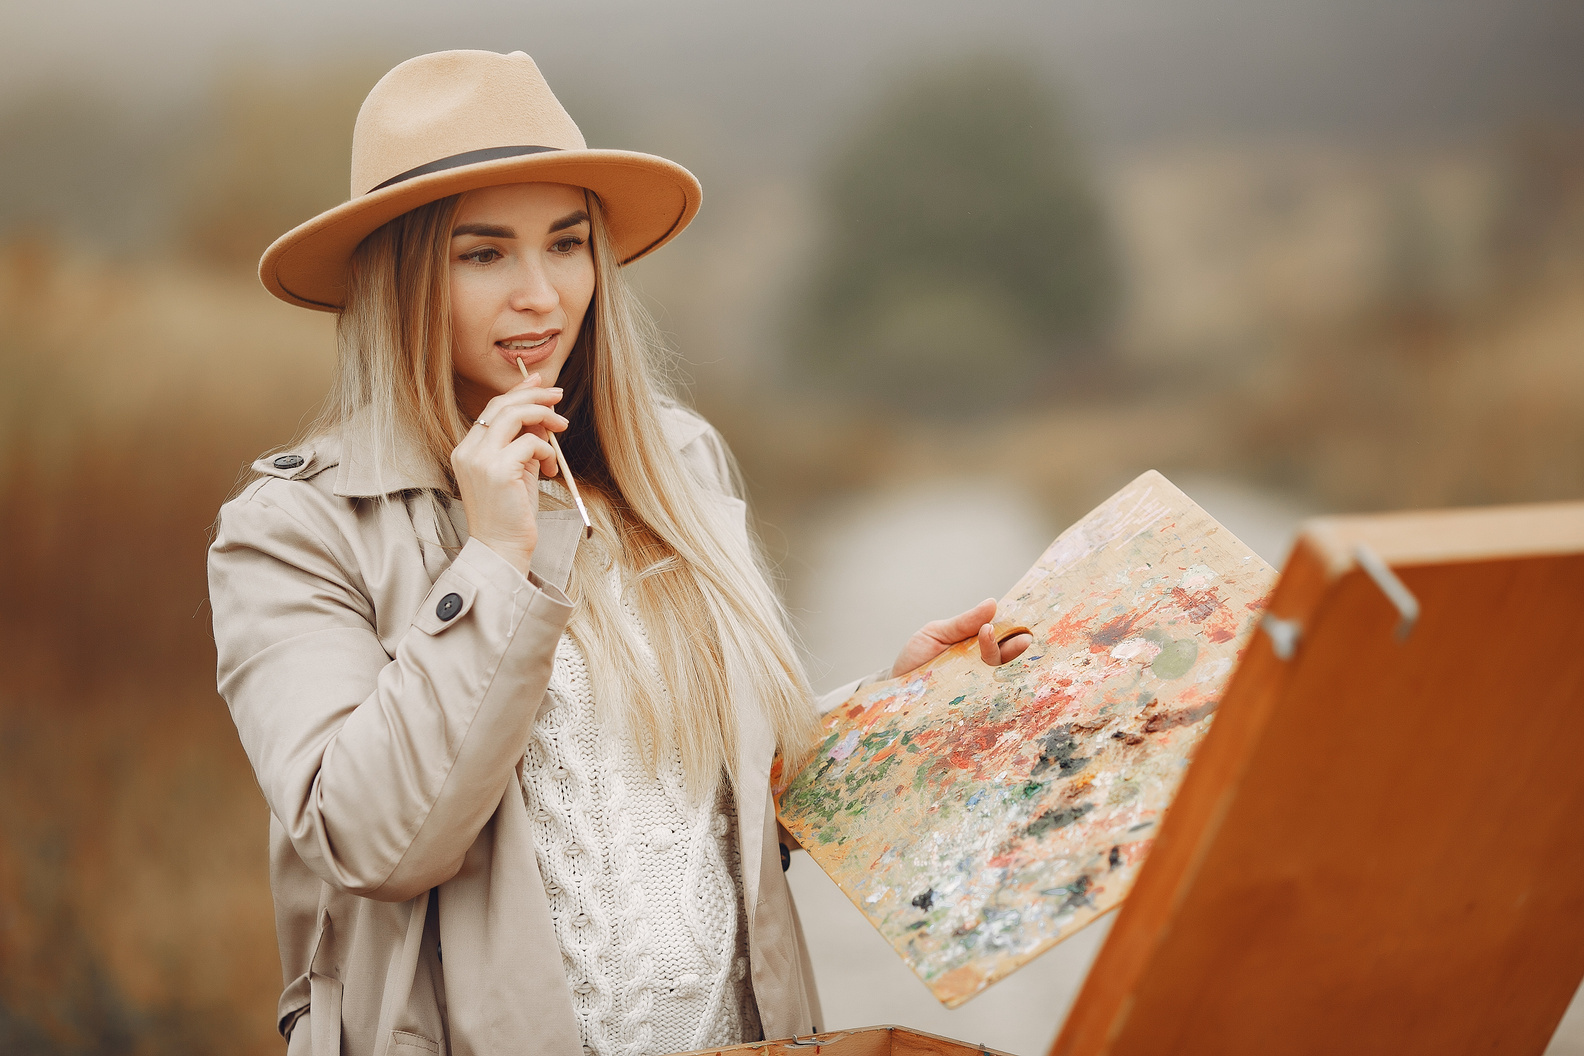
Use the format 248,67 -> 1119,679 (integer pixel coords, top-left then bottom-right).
1148,638 -> 1198,679
1027,803 -> 1094,837
773,471 -> 1274,1008
1030,726 -> 1089,778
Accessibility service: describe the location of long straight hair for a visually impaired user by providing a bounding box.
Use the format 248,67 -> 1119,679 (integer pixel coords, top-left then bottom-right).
323,190 -> 818,795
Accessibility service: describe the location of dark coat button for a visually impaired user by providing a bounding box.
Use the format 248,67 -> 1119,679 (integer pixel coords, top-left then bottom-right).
435,593 -> 463,621
273,454 -> 305,470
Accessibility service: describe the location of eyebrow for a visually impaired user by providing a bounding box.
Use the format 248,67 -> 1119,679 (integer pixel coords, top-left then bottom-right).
548,209 -> 590,233
451,210 -> 589,240
452,222 -> 513,239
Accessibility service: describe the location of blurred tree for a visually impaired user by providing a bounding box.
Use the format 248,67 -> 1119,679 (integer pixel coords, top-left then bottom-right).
0,59 -> 396,269
796,56 -> 1116,406
175,58 -> 395,269
0,91 -> 175,250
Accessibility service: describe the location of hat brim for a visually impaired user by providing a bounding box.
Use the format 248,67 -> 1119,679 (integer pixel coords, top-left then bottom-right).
259,149 -> 701,312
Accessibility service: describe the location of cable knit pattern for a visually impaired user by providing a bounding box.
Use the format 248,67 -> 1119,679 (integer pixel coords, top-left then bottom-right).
521,482 -> 759,1056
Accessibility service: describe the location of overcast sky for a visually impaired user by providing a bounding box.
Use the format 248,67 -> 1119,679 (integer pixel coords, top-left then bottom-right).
5,0 -> 1583,171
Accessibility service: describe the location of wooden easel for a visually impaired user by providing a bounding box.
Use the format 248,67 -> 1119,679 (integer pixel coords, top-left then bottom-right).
687,499 -> 1584,1056
1052,500 -> 1584,1055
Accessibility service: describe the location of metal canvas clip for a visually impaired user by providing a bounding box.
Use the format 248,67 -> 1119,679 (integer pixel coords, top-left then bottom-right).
1354,544 -> 1419,641
1262,614 -> 1302,661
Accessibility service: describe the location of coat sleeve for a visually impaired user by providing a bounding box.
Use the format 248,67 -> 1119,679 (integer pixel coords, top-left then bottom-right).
208,485 -> 572,903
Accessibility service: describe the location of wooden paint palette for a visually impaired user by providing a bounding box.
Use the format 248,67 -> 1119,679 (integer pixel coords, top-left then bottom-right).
773,471 -> 1276,1007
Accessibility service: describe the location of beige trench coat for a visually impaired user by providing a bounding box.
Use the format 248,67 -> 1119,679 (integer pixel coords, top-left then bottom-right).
208,403 -> 852,1056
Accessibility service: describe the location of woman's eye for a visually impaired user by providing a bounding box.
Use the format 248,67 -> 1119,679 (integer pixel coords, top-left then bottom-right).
553,236 -> 585,254
460,247 -> 502,264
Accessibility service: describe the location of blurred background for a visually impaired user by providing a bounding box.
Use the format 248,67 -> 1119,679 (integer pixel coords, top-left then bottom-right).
3,1 -> 1583,1052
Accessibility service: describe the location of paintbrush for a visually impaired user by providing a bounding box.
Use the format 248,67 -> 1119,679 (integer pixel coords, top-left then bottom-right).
517,356 -> 593,538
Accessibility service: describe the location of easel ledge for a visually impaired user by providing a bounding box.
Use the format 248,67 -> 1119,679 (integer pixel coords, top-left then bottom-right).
1300,499 -> 1584,575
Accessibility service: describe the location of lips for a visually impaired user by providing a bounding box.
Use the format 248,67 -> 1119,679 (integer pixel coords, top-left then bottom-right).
498,331 -> 554,350
496,330 -> 559,366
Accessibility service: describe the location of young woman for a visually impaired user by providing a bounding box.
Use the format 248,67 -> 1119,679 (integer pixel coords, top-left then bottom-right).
209,49 -> 1030,1056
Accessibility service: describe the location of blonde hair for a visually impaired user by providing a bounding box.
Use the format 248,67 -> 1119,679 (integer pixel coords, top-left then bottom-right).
323,190 -> 817,795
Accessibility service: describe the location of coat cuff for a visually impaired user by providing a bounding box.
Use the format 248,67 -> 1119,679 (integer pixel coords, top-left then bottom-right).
454,537 -> 573,613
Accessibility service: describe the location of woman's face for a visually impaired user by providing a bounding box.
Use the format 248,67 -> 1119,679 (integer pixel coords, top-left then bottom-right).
449,182 -> 595,418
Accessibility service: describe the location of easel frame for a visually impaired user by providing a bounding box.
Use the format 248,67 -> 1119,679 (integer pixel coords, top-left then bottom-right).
1052,501 -> 1584,1055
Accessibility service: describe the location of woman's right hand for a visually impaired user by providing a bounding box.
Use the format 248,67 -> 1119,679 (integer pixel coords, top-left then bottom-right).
451,372 -> 568,578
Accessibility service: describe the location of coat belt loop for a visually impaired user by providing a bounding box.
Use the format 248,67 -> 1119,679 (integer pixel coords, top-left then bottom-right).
372,891 -> 433,1056
309,974 -> 344,1056
308,909 -> 342,1056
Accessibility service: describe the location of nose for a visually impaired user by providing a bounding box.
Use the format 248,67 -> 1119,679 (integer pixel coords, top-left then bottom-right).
508,257 -> 559,315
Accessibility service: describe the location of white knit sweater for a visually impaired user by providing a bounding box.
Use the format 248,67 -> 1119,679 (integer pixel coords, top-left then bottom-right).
521,485 -> 759,1056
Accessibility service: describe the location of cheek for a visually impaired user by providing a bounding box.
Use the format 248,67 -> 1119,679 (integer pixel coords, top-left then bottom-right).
560,258 -> 596,332
449,270 -> 488,345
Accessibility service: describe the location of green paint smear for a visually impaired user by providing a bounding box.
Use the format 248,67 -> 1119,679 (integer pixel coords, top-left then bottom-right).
1150,638 -> 1198,679
839,757 -> 895,800
861,729 -> 899,752
781,777 -> 845,823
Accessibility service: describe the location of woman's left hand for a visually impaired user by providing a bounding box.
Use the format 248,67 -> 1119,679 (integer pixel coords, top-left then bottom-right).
890,598 -> 1034,678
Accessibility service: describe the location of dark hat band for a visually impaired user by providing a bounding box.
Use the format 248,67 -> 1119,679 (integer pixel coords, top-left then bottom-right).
369,144 -> 563,193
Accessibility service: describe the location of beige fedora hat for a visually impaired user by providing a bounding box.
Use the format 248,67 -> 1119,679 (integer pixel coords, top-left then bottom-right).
260,49 -> 702,311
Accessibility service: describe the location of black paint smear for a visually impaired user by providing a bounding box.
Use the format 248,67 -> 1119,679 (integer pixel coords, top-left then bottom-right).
911,888 -> 935,911
1026,801 -> 1094,838
1108,845 -> 1121,869
1031,724 -> 1090,778
1059,874 -> 1095,912
1088,613 -> 1142,648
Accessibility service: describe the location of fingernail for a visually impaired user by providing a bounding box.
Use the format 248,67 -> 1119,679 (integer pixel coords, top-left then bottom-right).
526,372 -> 541,384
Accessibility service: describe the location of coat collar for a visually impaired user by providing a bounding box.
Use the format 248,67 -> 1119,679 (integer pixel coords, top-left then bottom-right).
335,407 -> 452,498
247,402 -> 717,597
